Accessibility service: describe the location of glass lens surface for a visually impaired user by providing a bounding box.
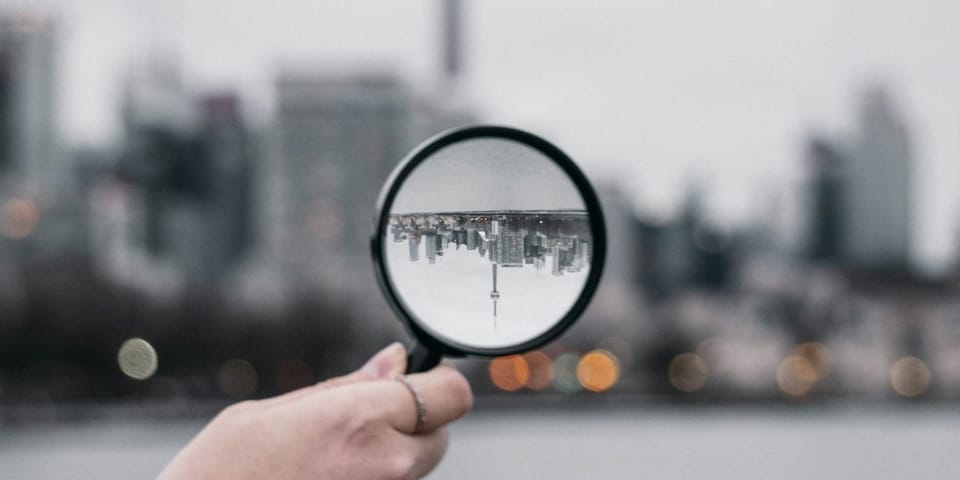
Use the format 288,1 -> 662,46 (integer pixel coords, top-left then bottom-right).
383,137 -> 592,349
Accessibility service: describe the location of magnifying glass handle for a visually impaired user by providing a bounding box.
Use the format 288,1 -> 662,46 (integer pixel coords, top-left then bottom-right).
406,343 -> 441,373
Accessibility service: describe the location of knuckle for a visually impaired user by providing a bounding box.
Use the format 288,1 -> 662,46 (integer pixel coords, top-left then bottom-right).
343,409 -> 383,449
385,452 -> 416,480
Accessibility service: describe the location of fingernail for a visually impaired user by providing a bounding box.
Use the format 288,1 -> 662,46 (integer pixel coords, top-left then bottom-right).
362,342 -> 405,379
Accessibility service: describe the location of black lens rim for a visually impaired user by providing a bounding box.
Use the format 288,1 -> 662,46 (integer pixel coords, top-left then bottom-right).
370,125 -> 607,357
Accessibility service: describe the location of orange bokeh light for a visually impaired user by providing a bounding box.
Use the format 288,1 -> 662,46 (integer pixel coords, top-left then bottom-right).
1,198 -> 39,239
489,355 -> 529,392
576,349 -> 619,392
522,351 -> 554,391
794,341 -> 832,380
776,354 -> 818,398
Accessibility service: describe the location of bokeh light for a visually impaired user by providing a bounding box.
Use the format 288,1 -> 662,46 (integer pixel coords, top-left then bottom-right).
219,358 -> 258,398
117,338 -> 158,380
668,352 -> 708,393
776,354 -> 818,398
1,198 -> 39,239
696,337 -> 732,378
577,349 -> 619,392
489,355 -> 529,392
552,353 -> 582,393
890,356 -> 931,397
522,351 -> 553,391
276,358 -> 313,393
794,342 -> 832,380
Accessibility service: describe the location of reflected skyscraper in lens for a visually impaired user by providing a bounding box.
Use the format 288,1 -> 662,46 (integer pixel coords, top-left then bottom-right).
389,210 -> 591,322
391,212 -> 591,274
497,230 -> 524,267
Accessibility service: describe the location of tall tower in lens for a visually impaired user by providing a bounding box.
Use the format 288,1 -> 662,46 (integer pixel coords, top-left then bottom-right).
490,263 -> 499,325
843,86 -> 912,270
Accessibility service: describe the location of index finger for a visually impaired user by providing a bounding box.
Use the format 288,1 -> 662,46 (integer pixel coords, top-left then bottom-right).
382,365 -> 474,434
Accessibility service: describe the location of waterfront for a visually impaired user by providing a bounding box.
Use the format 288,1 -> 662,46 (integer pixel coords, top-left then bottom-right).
2,405 -> 957,479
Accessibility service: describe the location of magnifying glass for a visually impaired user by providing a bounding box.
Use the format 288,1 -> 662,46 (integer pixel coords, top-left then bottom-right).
371,125 -> 606,373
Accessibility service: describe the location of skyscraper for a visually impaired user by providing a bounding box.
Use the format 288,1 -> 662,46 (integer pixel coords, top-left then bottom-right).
0,13 -> 60,197
805,135 -> 846,262
843,86 -> 912,269
272,69 -> 414,286
414,0 -> 474,138
265,1 -> 476,292
441,0 -> 463,87
118,63 -> 254,288
496,230 -> 525,267
195,93 -> 254,268
119,60 -> 195,257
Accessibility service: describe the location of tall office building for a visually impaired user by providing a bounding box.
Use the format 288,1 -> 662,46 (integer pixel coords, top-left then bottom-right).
843,86 -> 912,269
441,0 -> 463,85
191,94 -> 254,274
804,135 -> 846,262
272,69 -> 414,286
496,230 -> 525,267
118,63 -> 254,288
266,1 -> 476,292
425,0 -> 475,133
119,61 -> 195,257
0,13 -> 60,197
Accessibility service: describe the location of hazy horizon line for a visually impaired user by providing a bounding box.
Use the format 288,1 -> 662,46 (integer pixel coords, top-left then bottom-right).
389,209 -> 589,216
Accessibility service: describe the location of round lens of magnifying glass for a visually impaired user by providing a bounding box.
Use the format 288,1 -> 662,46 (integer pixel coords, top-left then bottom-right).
381,136 -> 594,350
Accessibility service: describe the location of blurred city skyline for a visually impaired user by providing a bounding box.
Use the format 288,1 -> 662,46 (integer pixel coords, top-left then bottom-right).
5,0 -> 960,271
1,0 -> 959,405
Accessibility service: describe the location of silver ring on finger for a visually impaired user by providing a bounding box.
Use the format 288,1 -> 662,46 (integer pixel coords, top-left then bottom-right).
393,374 -> 427,434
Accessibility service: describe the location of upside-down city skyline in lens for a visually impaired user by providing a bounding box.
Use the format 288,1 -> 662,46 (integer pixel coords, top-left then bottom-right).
384,136 -> 591,348
386,211 -> 591,348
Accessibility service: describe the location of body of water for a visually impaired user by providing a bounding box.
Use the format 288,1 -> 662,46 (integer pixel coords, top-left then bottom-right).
1,405 -> 957,479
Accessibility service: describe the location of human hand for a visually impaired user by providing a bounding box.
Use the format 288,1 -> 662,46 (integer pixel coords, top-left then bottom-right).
159,343 -> 473,479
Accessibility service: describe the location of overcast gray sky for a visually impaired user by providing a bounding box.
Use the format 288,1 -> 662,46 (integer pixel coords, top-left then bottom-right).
8,0 -> 960,270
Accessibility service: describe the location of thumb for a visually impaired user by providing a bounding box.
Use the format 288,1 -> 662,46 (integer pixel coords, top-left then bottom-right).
315,342 -> 408,389
359,342 -> 408,380
262,343 -> 408,406
311,342 -> 407,389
